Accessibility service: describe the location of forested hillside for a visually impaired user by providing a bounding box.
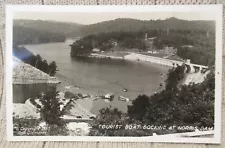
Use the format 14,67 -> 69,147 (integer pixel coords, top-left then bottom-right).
14,18 -> 215,66
14,19 -> 82,36
75,17 -> 215,37
70,29 -> 215,66
14,18 -> 215,39
13,26 -> 66,45
13,20 -> 82,45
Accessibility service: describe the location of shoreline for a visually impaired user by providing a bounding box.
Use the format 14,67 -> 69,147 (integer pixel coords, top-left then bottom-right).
56,52 -> 208,101
54,68 -> 167,114
90,53 -> 124,60
82,52 -> 180,67
86,52 -> 208,70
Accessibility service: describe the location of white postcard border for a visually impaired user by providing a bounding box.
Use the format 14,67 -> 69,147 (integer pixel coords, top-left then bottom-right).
5,5 -> 223,143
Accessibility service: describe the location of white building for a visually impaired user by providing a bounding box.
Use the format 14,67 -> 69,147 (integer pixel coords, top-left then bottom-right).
104,93 -> 114,99
92,48 -> 100,53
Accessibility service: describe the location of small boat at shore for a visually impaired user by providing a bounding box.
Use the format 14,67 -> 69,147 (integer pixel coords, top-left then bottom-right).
65,85 -> 80,89
65,86 -> 73,89
159,83 -> 163,87
118,96 -> 129,102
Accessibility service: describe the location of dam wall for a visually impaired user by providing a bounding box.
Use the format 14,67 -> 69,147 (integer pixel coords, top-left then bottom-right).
124,53 -> 184,67
124,53 -> 210,85
89,52 -> 208,75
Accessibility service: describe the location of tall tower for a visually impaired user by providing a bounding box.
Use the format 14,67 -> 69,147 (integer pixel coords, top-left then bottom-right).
167,28 -> 170,36
145,33 -> 148,41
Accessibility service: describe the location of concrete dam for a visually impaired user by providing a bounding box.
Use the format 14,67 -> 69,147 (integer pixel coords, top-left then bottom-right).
124,53 -> 208,74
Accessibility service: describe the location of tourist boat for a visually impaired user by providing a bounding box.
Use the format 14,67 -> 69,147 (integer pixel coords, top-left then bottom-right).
118,96 -> 129,102
65,85 -> 73,89
104,93 -> 114,99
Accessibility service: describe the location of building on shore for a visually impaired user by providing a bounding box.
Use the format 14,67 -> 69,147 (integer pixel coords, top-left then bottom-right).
165,46 -> 177,56
104,93 -> 114,100
13,57 -> 60,103
92,48 -> 101,53
144,33 -> 156,50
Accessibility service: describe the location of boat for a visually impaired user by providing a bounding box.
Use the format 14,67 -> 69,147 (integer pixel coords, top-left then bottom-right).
65,85 -> 73,89
81,94 -> 90,98
104,99 -> 110,103
118,96 -> 129,102
104,93 -> 114,99
123,89 -> 128,92
159,83 -> 163,87
104,93 -> 114,101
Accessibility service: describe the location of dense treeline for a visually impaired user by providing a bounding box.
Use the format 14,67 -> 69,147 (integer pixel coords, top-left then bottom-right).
128,66 -> 214,128
70,31 -> 147,56
14,18 -> 215,38
73,17 -> 215,37
13,45 -> 57,76
14,19 -> 82,37
71,29 -> 215,66
153,29 -> 215,66
177,46 -> 215,66
153,30 -> 214,48
13,26 -> 66,45
90,66 -> 215,136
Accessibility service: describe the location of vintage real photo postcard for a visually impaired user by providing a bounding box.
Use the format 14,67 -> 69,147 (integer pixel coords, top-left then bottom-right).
5,5 -> 223,143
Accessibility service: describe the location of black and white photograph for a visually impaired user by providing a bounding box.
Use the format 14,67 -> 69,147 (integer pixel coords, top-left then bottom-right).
5,5 -> 223,143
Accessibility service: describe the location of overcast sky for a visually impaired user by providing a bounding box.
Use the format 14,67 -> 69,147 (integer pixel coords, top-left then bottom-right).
14,12 -> 216,25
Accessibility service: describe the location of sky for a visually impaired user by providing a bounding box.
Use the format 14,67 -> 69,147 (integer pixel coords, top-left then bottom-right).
13,12 -> 216,25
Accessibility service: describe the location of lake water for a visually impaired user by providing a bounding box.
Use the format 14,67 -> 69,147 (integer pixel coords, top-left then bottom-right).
24,42 -> 170,113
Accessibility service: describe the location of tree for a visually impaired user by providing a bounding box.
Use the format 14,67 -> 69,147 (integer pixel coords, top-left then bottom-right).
70,39 -> 93,57
48,61 -> 57,76
127,95 -> 150,121
89,107 -> 153,136
89,108 -> 126,136
13,45 -> 58,76
175,71 -> 215,127
89,108 -> 152,136
35,54 -> 42,69
42,60 -> 49,73
38,88 -> 70,135
127,67 -> 215,131
165,65 -> 185,91
39,88 -> 63,125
